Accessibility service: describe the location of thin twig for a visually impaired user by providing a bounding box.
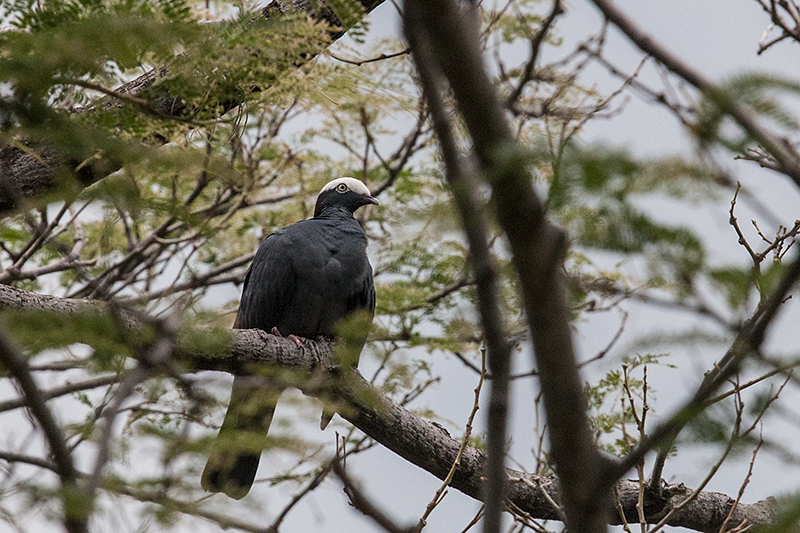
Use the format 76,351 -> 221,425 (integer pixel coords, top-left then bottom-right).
333,460 -> 415,533
718,431 -> 763,533
0,374 -> 123,414
328,48 -> 410,66
414,347 -> 486,532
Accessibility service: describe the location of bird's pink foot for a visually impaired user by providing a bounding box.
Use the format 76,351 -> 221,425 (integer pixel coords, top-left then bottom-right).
288,334 -> 304,348
270,327 -> 304,348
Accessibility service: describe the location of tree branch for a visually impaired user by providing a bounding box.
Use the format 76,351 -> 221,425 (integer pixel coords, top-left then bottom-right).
588,0 -> 800,188
0,324 -> 87,533
614,251 -> 800,479
0,374 -> 122,414
333,460 -> 416,533
403,1 -> 609,531
0,450 -> 60,473
0,0 -> 386,215
0,284 -> 778,532
404,8 -> 514,531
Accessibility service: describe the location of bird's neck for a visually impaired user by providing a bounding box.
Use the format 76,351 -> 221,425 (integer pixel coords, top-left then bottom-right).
314,205 -> 354,220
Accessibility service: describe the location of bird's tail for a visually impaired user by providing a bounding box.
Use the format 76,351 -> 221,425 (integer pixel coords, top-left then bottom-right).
202,375 -> 281,499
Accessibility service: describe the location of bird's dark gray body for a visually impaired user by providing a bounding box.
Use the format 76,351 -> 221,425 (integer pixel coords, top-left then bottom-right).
202,179 -> 377,499
236,212 -> 374,337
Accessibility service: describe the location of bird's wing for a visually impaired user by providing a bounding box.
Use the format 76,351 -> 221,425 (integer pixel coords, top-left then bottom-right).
364,267 -> 376,316
234,232 -> 297,331
320,249 -> 374,431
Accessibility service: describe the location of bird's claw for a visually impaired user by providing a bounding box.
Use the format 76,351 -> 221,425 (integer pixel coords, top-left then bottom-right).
271,327 -> 304,349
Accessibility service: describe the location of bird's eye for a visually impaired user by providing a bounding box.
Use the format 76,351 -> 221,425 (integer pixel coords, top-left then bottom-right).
336,183 -> 348,193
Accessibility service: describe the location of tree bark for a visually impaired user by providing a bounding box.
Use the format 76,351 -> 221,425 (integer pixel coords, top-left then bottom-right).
0,283 -> 777,532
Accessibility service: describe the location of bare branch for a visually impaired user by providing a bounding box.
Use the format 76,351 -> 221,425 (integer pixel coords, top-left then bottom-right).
126,253 -> 255,303
614,251 -> 800,478
0,374 -> 122,414
333,460 -> 416,533
589,0 -> 800,188
0,324 -> 86,533
414,349 -> 486,532
328,48 -> 410,66
0,450 -> 59,473
109,482 -> 273,533
506,0 -> 564,107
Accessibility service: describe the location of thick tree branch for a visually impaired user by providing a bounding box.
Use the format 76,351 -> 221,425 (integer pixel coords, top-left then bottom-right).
0,0 -> 386,215
0,284 -> 777,532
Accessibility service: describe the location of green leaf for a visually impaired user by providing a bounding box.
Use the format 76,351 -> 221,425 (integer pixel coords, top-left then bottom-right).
710,266 -> 754,309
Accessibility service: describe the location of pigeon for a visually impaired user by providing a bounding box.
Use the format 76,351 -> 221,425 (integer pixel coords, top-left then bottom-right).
201,177 -> 378,499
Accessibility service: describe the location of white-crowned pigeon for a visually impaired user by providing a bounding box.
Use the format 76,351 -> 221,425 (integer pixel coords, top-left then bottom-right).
202,177 -> 377,498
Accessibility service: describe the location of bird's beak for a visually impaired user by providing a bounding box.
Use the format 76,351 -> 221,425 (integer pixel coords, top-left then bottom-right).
365,195 -> 380,206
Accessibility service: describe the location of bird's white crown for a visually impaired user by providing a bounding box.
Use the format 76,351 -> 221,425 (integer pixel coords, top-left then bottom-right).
320,177 -> 372,197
